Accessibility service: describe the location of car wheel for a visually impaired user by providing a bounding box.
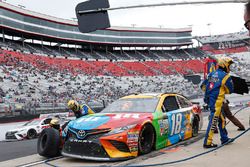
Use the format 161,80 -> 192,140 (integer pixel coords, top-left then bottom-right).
192,115 -> 199,137
27,129 -> 37,139
37,128 -> 61,157
138,123 -> 155,155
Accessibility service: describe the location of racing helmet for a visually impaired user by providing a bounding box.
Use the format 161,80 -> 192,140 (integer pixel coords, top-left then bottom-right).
49,118 -> 60,130
67,100 -> 79,110
217,57 -> 234,73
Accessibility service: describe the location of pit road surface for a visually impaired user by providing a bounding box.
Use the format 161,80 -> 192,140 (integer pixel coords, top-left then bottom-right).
0,107 -> 249,167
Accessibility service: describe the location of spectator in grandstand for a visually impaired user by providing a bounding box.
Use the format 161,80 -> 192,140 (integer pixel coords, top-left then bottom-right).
67,100 -> 95,118
245,1 -> 250,34
201,57 -> 234,148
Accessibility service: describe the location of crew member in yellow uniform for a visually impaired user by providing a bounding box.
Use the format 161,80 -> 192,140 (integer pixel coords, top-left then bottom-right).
201,57 -> 234,148
67,100 -> 95,118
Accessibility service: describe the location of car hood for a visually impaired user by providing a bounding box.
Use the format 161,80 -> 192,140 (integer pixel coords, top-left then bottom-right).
68,113 -> 153,130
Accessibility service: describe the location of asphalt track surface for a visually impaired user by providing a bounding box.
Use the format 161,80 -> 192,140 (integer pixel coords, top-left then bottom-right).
0,112 -> 208,164
0,139 -> 37,162
0,133 -> 205,167
0,107 -> 249,167
0,130 -> 205,163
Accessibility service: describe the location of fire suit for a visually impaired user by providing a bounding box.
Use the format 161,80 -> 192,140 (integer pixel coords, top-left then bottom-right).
62,103 -> 94,138
201,68 -> 234,145
72,104 -> 95,118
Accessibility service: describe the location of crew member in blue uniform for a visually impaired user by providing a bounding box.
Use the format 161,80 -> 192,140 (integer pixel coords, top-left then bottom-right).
201,57 -> 234,148
67,100 -> 95,118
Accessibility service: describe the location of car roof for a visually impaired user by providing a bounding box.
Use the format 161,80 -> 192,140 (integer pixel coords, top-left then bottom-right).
31,117 -> 51,121
121,92 -> 186,99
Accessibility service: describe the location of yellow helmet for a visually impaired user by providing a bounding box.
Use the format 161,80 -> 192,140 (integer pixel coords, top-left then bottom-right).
67,100 -> 79,111
217,57 -> 234,73
50,118 -> 59,126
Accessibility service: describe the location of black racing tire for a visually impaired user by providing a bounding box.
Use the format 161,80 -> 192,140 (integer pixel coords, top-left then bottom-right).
37,128 -> 61,157
192,115 -> 199,137
27,129 -> 37,139
138,123 -> 155,155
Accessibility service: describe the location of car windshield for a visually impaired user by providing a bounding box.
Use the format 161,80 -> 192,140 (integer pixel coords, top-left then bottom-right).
101,98 -> 159,113
23,119 -> 41,126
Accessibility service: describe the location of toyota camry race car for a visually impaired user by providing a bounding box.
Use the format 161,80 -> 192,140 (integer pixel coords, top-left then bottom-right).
5,118 -> 52,140
38,93 -> 203,161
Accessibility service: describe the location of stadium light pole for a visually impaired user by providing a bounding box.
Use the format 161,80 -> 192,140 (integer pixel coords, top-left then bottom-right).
131,24 -> 136,28
207,23 -> 212,36
159,25 -> 164,29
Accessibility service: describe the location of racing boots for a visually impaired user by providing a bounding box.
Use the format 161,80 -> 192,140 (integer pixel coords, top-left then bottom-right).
203,138 -> 234,148
203,143 -> 218,148
237,127 -> 245,131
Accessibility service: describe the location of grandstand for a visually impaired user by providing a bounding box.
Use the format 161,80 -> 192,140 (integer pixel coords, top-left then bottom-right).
197,31 -> 250,54
0,1 -> 249,118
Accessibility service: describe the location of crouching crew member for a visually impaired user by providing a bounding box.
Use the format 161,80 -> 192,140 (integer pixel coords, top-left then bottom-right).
49,118 -> 60,130
67,100 -> 95,118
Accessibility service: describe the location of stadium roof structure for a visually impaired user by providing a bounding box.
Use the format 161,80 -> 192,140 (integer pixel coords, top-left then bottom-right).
196,32 -> 250,44
0,2 -> 193,47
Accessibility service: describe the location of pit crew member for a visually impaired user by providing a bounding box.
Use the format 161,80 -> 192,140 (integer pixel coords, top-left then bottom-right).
201,57 -> 234,148
67,100 -> 95,118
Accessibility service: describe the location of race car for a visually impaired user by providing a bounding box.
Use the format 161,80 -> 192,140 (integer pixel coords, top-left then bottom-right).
38,93 -> 203,161
5,117 -> 52,140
